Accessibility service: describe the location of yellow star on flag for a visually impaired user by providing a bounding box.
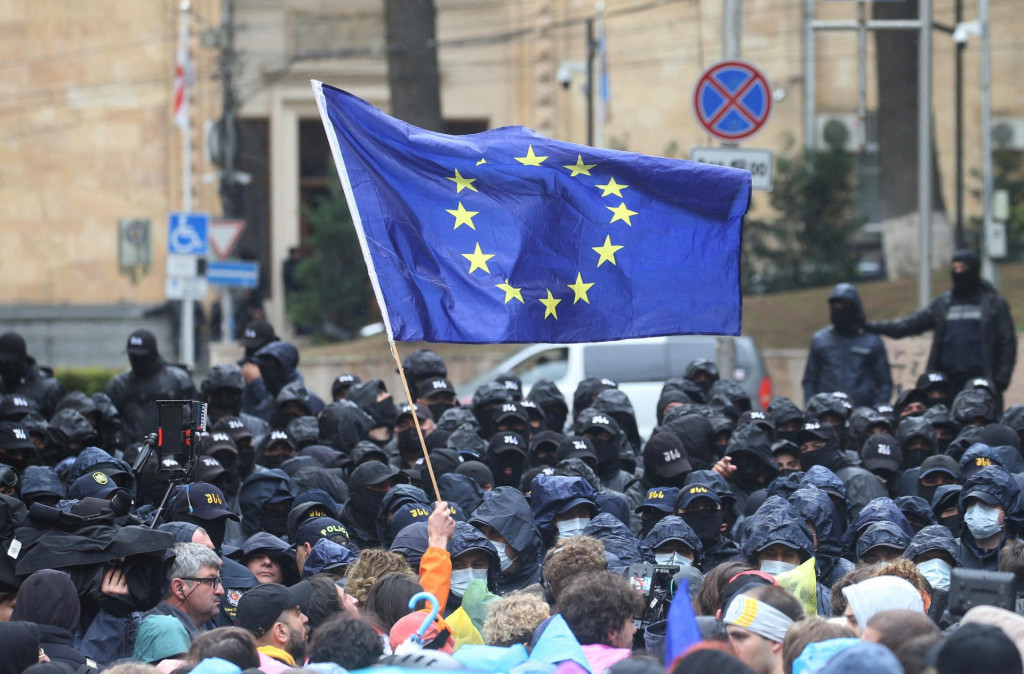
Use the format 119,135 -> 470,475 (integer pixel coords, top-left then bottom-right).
515,145 -> 548,166
461,243 -> 495,274
607,202 -> 638,226
592,235 -> 624,267
595,177 -> 628,197
446,169 -> 478,193
563,154 -> 596,177
539,289 -> 562,320
567,272 -> 594,304
476,158 -> 487,165
446,202 -> 479,230
496,280 -> 524,304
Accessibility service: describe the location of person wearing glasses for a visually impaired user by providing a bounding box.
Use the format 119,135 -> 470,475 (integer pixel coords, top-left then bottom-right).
146,542 -> 224,639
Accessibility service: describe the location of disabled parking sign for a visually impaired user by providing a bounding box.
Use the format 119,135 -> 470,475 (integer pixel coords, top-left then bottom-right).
693,61 -> 773,142
167,212 -> 210,255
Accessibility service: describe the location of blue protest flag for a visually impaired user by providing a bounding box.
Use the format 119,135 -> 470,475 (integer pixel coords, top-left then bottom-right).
312,81 -> 750,344
664,578 -> 701,667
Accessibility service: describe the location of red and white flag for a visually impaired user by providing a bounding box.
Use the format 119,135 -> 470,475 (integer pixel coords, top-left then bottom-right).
173,12 -> 190,129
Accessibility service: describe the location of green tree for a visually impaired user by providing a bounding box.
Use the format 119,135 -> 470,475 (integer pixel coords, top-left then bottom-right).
743,132 -> 865,293
286,178 -> 375,340
970,150 -> 1024,259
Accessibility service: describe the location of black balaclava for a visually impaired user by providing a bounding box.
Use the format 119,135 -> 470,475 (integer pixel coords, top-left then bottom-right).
258,358 -> 287,396
542,404 -> 568,434
939,512 -> 964,539
951,249 -> 981,298
350,484 -> 386,531
730,453 -> 766,492
798,425 -> 840,472
487,452 -> 525,489
397,429 -> 422,466
262,506 -> 290,539
830,300 -> 860,336
682,509 -> 724,546
208,388 -> 243,420
427,401 -> 455,422
128,352 -> 162,376
179,513 -> 227,551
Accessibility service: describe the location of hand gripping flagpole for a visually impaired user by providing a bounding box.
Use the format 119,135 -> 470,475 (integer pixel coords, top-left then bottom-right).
389,341 -> 442,504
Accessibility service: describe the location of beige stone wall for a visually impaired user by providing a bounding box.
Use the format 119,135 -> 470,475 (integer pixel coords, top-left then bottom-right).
0,0 -> 221,305
2,0 -> 1022,308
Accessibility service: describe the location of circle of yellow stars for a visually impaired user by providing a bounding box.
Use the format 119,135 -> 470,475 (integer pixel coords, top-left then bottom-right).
443,144 -> 637,321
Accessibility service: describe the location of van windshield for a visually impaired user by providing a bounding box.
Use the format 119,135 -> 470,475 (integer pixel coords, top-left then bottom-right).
509,347 -> 569,387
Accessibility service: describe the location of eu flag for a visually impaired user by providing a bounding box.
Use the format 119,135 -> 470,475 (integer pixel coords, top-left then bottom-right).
312,81 -> 749,344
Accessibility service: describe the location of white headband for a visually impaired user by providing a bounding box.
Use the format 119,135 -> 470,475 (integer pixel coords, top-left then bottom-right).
723,593 -> 795,643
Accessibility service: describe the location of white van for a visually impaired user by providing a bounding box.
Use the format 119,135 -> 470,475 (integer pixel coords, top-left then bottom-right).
458,335 -> 772,440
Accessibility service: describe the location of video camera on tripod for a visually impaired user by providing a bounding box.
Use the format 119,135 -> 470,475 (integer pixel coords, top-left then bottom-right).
627,562 -> 679,633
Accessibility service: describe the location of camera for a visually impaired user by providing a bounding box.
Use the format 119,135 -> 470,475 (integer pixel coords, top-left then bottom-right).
627,562 -> 678,633
947,568 -> 1017,618
156,400 -> 207,477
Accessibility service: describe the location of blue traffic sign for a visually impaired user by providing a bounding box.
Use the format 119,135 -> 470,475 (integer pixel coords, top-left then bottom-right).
693,61 -> 773,142
207,260 -> 260,288
168,212 -> 210,255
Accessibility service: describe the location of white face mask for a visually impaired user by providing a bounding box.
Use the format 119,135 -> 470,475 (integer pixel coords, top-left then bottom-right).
556,517 -> 591,539
760,560 -> 797,577
488,539 -> 517,572
654,552 -> 692,568
449,568 -> 487,597
916,558 -> 952,592
964,502 -> 1003,540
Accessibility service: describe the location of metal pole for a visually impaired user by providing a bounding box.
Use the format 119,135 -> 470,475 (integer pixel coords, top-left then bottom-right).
179,1 -> 195,368
980,0 -> 996,286
723,0 -> 742,60
954,0 -> 965,248
804,0 -> 816,152
856,0 -> 867,151
594,1 -> 606,148
586,18 -> 596,147
220,0 -> 237,343
917,0 -> 932,309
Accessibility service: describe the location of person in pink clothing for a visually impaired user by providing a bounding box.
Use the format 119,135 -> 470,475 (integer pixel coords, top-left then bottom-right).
558,572 -> 644,674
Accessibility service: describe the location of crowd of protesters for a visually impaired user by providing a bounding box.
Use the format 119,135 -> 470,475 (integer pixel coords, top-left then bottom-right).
1,252 -> 1024,674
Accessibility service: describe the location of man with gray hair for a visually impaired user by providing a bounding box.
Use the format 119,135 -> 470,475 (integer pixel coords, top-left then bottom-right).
145,542 -> 224,639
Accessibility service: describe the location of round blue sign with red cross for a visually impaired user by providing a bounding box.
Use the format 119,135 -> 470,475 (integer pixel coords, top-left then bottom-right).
693,61 -> 773,142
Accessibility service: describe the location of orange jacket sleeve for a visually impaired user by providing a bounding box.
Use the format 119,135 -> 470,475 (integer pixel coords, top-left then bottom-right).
418,545 -> 452,615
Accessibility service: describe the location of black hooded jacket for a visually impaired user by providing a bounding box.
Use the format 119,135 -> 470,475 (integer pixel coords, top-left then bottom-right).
867,278 -> 1017,391
469,487 -> 544,593
2,356 -> 65,419
527,380 -> 569,433
803,283 -> 892,407
106,357 -> 197,446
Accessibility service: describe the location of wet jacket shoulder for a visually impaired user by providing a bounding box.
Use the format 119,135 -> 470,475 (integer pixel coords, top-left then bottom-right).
581,513 -> 643,571
105,362 -> 197,444
867,282 -> 1016,391
530,474 -> 598,546
9,358 -> 65,418
831,451 -> 887,518
468,486 -> 543,593
803,284 -> 891,407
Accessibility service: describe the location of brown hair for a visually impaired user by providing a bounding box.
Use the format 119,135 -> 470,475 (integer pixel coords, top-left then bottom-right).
344,549 -> 415,605
483,592 -> 552,647
542,535 -> 606,601
781,618 -> 857,674
693,561 -> 754,616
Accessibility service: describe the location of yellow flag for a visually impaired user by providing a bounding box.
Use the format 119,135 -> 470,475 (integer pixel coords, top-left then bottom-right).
776,557 -> 818,617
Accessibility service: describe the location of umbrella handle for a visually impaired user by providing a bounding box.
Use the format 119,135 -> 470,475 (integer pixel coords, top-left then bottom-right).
407,591 -> 441,641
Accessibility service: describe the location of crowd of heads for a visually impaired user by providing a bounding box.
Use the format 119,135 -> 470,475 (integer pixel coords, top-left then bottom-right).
1,319 -> 1024,674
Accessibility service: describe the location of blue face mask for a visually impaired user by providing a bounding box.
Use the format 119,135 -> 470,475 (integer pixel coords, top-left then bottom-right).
916,558 -> 952,591
760,560 -> 797,577
964,502 -> 1003,540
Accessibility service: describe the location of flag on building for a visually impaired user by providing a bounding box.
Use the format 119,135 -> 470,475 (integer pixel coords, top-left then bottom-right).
312,81 -> 750,344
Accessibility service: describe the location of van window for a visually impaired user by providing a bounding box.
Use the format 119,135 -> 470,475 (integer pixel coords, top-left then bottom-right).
512,347 -> 569,387
582,342 -> 670,383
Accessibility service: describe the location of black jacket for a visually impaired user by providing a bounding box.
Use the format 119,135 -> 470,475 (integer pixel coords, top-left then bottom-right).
867,280 -> 1017,391
803,284 -> 892,407
2,358 -> 65,419
105,361 -> 197,445
469,487 -> 544,594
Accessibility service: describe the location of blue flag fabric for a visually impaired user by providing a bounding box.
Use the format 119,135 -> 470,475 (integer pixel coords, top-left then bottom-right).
664,578 -> 701,667
313,81 -> 750,344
